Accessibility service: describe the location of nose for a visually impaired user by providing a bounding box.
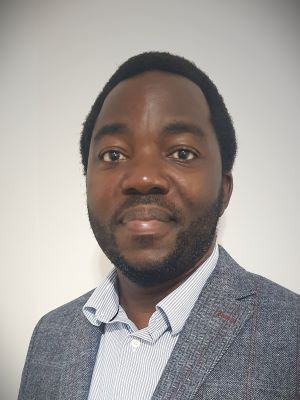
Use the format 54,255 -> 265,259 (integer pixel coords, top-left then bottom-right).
120,157 -> 170,195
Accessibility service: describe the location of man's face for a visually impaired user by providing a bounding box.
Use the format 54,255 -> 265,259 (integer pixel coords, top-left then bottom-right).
86,71 -> 232,286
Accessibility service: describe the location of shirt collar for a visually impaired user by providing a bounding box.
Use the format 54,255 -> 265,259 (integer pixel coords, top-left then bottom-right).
83,268 -> 119,326
83,245 -> 219,334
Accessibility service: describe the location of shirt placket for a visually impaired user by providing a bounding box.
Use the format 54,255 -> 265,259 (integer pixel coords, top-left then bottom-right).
111,332 -> 145,400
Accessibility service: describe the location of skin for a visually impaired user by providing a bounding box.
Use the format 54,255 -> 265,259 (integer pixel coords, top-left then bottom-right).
86,71 -> 233,328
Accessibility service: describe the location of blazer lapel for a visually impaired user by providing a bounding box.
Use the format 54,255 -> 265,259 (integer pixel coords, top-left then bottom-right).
58,311 -> 102,400
152,247 -> 257,400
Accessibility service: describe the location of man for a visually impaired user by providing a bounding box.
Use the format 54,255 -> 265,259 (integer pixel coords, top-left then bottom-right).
18,52 -> 300,399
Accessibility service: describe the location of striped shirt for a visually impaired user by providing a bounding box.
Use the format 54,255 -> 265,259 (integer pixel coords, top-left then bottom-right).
83,245 -> 219,400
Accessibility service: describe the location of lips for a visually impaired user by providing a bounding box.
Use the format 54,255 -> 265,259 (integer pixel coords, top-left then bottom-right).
120,206 -> 174,224
118,206 -> 175,235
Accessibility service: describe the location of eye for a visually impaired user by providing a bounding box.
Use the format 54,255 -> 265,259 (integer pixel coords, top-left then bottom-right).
100,150 -> 126,162
169,148 -> 197,161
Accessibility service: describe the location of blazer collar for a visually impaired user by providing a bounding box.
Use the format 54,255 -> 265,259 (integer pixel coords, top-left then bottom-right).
58,294 -> 102,400
152,246 -> 257,400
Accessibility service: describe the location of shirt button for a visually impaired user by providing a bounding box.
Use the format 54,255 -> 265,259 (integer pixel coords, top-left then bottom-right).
130,339 -> 141,350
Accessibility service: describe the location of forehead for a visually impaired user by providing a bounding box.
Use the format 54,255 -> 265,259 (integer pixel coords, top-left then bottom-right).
95,70 -> 212,128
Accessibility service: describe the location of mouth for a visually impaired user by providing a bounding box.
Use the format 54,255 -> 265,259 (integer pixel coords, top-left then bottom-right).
120,206 -> 174,223
118,206 -> 176,235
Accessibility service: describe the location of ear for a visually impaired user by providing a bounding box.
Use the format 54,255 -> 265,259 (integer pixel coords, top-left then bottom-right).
219,172 -> 233,216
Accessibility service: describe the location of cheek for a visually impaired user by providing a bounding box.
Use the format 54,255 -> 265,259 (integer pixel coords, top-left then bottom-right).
86,173 -> 117,218
172,168 -> 222,210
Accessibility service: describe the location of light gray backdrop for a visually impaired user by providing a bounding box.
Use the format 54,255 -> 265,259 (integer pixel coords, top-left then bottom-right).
1,1 -> 299,399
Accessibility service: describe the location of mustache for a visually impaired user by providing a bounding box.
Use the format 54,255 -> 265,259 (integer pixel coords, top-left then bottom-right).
110,195 -> 183,226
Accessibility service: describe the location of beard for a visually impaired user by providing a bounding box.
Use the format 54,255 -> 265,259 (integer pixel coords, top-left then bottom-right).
88,192 -> 222,287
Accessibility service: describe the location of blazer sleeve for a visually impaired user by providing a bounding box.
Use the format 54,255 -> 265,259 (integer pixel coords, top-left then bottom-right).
18,316 -> 45,400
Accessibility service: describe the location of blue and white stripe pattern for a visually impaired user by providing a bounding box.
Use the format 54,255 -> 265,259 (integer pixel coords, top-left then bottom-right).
83,245 -> 219,400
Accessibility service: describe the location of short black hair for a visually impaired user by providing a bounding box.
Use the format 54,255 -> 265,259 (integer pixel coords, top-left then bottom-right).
80,52 -> 237,175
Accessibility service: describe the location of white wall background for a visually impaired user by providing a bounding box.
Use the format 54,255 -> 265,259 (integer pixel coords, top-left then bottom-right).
1,0 -> 299,398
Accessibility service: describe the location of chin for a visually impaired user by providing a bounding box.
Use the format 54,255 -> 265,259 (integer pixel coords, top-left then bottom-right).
120,250 -> 170,270
108,248 -> 189,287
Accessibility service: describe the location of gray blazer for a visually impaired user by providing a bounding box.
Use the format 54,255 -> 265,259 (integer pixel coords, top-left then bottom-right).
18,247 -> 300,399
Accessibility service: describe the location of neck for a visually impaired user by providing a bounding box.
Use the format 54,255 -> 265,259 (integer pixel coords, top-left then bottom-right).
117,241 -> 216,329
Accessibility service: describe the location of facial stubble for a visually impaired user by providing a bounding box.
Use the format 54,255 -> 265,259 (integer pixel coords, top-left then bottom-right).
88,192 -> 222,287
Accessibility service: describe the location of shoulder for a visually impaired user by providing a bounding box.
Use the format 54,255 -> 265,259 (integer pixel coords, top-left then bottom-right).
250,271 -> 299,306
217,245 -> 300,311
18,290 -> 97,399
22,289 -> 97,371
36,289 -> 95,330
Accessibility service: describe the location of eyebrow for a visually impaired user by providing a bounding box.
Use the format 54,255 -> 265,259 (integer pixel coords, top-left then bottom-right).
92,120 -> 205,142
93,123 -> 128,142
162,121 -> 204,137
